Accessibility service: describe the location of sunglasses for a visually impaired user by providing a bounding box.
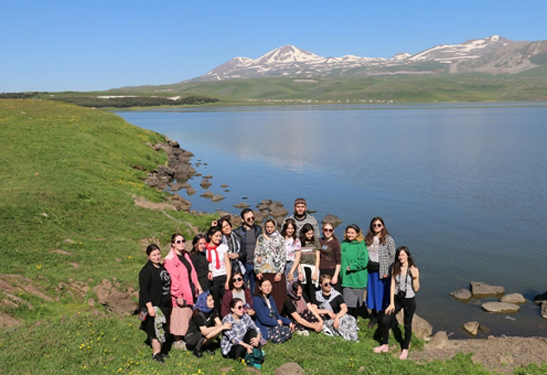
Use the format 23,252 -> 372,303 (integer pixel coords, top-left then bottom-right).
232,277 -> 243,282
246,216 -> 255,221
323,228 -> 334,233
175,239 -> 186,244
322,282 -> 333,287
373,224 -> 383,228
234,305 -> 244,310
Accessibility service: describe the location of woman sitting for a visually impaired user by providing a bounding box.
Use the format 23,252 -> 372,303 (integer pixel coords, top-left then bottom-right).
185,291 -> 232,358
374,246 -> 420,360
253,278 -> 294,344
221,298 -> 262,361
315,274 -> 359,342
282,281 -> 323,335
221,271 -> 255,318
138,244 -> 172,363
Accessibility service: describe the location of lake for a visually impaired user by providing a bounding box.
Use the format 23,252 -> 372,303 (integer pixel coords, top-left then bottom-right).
116,102 -> 547,338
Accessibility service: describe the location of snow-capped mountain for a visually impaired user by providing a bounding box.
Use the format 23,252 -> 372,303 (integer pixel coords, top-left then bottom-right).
192,36 -> 547,81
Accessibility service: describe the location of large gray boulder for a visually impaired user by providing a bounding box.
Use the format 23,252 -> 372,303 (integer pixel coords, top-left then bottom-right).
104,291 -> 138,315
322,214 -> 343,226
481,302 -> 520,313
275,362 -> 306,375
541,302 -> 547,319
396,312 -> 432,339
425,331 -> 450,350
500,293 -> 526,304
470,282 -> 505,297
464,321 -> 480,336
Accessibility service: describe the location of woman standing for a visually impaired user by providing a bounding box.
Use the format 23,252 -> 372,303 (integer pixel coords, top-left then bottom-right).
318,223 -> 342,292
374,246 -> 420,360
163,233 -> 203,349
340,224 -> 369,319
138,244 -> 172,362
190,234 -> 210,292
299,223 -> 321,303
221,298 -> 262,362
221,271 -> 255,318
206,226 -> 231,315
281,219 -> 302,285
364,217 -> 396,328
254,218 -> 287,313
253,278 -> 293,344
218,217 -> 246,277
315,274 -> 359,341
185,291 -> 232,358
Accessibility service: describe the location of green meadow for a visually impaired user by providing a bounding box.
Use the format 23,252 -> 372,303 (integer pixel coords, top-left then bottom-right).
1,100 -> 546,374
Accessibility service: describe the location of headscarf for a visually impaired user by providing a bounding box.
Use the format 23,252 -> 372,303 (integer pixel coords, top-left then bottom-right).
193,291 -> 212,313
287,281 -> 301,301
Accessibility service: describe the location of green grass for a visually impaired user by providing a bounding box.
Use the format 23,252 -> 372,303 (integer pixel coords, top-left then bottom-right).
1,100 -> 545,374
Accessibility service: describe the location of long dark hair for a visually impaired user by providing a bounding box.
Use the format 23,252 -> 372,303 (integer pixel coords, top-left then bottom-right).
206,226 -> 222,243
256,278 -> 272,298
171,233 -> 184,245
365,217 -> 390,246
190,234 -> 206,255
392,246 -> 416,277
281,219 -> 297,240
299,223 -> 316,246
228,271 -> 245,290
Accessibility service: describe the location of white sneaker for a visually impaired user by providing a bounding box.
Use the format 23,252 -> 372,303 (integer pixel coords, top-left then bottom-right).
296,330 -> 310,336
173,341 -> 187,350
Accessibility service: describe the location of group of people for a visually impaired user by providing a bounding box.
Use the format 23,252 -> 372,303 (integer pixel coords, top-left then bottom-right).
138,197 -> 420,366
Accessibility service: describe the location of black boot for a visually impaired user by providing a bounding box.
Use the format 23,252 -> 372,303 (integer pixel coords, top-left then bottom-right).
367,311 -> 378,329
192,337 -> 205,358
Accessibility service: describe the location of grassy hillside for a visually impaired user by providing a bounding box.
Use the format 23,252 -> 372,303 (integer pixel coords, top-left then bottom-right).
0,100 -> 544,374
110,75 -> 547,103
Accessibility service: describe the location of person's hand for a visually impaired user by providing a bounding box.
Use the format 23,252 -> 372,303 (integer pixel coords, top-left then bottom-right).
248,309 -> 255,316
223,322 -> 232,330
328,311 -> 336,320
409,265 -> 419,279
314,321 -> 323,332
147,306 -> 156,317
250,337 -> 260,347
277,319 -> 283,325
246,345 -> 253,354
229,253 -> 238,260
289,322 -> 296,331
256,256 -> 262,264
207,271 -> 213,281
256,273 -> 263,280
225,281 -> 230,290
333,316 -> 340,330
312,271 -> 318,282
298,272 -> 304,282
332,275 -> 338,285
385,303 -> 395,315
211,220 -> 218,227
176,297 -> 186,307
288,273 -> 293,282
383,274 -> 388,279
346,266 -> 351,272
274,273 -> 281,282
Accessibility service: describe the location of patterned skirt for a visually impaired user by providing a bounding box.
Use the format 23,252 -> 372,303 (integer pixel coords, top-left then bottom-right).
170,305 -> 193,336
294,309 -> 320,331
266,307 -> 292,343
323,314 -> 359,342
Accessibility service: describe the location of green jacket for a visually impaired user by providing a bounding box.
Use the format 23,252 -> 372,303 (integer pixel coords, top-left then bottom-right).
340,240 -> 368,288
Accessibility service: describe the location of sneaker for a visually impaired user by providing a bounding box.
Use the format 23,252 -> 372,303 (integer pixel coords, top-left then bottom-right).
367,317 -> 377,330
160,353 -> 170,359
203,347 -> 216,355
296,330 -> 310,336
253,364 -> 261,369
192,347 -> 203,358
321,326 -> 334,336
152,353 -> 165,363
260,337 -> 267,346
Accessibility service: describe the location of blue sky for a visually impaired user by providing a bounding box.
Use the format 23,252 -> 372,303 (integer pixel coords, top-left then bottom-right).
1,0 -> 546,92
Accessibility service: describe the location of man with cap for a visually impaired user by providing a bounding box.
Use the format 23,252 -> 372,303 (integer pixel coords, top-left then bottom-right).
285,198 -> 320,237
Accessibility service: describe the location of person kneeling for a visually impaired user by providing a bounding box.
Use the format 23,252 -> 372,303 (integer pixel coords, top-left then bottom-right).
185,292 -> 231,358
282,281 -> 323,335
221,298 -> 263,364
315,274 -> 359,342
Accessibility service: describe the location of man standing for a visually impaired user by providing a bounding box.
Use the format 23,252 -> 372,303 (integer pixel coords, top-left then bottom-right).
234,208 -> 263,294
286,198 -> 320,237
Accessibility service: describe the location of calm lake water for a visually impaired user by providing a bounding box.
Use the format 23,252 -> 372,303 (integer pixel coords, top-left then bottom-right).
116,103 -> 547,338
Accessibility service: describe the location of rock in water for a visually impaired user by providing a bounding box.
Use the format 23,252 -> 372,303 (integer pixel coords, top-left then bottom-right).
450,288 -> 472,300
234,203 -> 250,209
500,293 -> 526,304
322,214 -> 343,226
481,302 -> 520,313
211,194 -> 225,202
533,291 -> 547,305
470,282 -> 505,297
200,191 -> 214,199
464,321 -> 480,336
541,302 -> 547,319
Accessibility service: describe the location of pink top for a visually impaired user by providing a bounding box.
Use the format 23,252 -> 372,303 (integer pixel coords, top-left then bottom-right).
163,248 -> 200,306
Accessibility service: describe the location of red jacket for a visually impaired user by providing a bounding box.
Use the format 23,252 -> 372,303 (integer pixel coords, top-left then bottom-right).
163,248 -> 200,306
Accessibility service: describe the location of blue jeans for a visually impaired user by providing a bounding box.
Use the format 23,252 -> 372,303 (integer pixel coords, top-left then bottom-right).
245,263 -> 256,295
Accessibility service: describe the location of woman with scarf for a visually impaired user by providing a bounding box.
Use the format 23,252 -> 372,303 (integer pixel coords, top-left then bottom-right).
206,226 -> 231,315
185,291 -> 232,358
217,216 -> 246,277
163,233 -> 203,349
315,274 -> 359,342
364,217 -> 396,329
221,271 -> 255,318
282,281 -> 323,335
254,218 -> 287,313
138,244 -> 172,362
253,278 -> 293,343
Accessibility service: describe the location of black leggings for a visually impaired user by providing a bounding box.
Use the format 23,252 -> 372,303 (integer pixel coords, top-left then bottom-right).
379,297 -> 416,349
211,275 -> 227,315
226,329 -> 261,360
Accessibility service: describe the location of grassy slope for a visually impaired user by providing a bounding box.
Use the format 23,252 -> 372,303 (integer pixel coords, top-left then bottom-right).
110,75 -> 547,102
0,100 -> 544,374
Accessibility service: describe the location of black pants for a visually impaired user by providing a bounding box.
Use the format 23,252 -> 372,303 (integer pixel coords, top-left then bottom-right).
211,275 -> 227,315
226,329 -> 261,360
320,268 -> 342,293
379,297 -> 416,349
302,267 -> 317,304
